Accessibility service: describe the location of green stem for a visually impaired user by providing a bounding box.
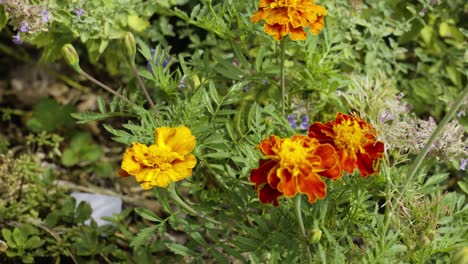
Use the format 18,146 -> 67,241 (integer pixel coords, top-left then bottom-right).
130,63 -> 161,119
167,184 -> 221,225
78,69 -> 135,106
294,196 -> 313,263
280,38 -> 287,115
402,84 -> 468,196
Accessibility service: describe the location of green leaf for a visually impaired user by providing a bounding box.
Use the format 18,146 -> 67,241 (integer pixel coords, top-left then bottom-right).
76,201 -> 93,223
24,236 -> 45,249
134,208 -> 162,222
458,181 -> 468,194
165,243 -> 197,257
2,229 -> 14,247
97,96 -> 106,113
61,149 -> 79,166
22,256 -> 34,264
71,112 -> 131,124
12,227 -> 27,245
190,232 -> 208,247
130,226 -> 159,248
26,98 -> 75,132
128,15 -> 150,32
0,6 -> 8,31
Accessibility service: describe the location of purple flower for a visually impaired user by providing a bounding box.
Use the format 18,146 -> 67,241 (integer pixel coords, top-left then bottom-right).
379,110 -> 393,123
146,48 -> 170,74
457,110 -> 465,119
287,114 -> 297,130
41,10 -> 50,23
20,21 -> 29,32
243,85 -> 249,92
460,158 -> 467,171
76,8 -> 84,17
12,33 -> 22,45
299,115 -> 309,130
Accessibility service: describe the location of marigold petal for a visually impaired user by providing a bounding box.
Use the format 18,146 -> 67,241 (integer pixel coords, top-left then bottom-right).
264,23 -> 287,40
356,152 -> 375,177
340,150 -> 357,174
250,159 -> 278,189
258,184 -> 283,207
308,122 -> 335,143
171,154 -> 197,179
289,26 -> 307,41
297,173 -> 327,203
276,168 -> 297,197
252,10 -> 264,23
156,126 -> 196,155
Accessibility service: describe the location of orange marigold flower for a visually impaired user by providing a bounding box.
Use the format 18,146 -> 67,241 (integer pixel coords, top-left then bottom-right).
308,113 -> 385,177
251,0 -> 327,41
120,126 -> 197,189
250,135 -> 341,206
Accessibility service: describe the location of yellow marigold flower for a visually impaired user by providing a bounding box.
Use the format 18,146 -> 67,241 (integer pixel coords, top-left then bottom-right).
120,126 -> 197,189
308,113 -> 385,177
252,0 -> 327,41
250,135 -> 341,206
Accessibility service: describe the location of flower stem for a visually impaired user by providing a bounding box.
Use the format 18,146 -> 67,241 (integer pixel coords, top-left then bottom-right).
294,196 -> 313,263
403,84 -> 468,195
130,63 -> 161,119
78,69 -> 135,106
167,184 -> 221,226
280,38 -> 287,115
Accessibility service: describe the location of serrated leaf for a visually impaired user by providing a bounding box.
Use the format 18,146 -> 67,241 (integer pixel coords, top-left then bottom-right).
166,243 -> 197,257
135,208 -> 162,222
130,225 -> 159,248
208,81 -> 219,105
71,112 -> 131,124
190,232 -> 208,247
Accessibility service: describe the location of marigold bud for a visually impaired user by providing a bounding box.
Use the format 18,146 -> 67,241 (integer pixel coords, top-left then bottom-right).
62,44 -> 80,72
123,32 -> 136,64
308,228 -> 322,244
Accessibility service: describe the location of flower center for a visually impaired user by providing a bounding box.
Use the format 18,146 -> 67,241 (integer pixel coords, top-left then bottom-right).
141,145 -> 181,171
333,120 -> 367,152
275,136 -> 314,176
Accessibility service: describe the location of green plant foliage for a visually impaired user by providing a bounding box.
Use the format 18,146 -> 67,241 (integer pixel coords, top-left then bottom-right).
1,0 -> 466,262
61,132 -> 102,167
26,98 -> 75,133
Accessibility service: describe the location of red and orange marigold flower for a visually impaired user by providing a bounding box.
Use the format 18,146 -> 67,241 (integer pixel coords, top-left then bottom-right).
308,113 -> 385,177
251,0 -> 327,41
250,134 -> 341,206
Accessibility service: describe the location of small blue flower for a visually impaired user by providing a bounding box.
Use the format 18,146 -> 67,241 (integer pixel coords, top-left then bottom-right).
41,10 -> 50,23
76,8 -> 84,17
299,115 -> 309,130
379,110 -> 393,123
20,21 -> 29,32
243,85 -> 249,92
460,158 -> 467,171
12,33 -> 22,45
287,114 -> 297,130
457,110 -> 465,119
146,48 -> 170,74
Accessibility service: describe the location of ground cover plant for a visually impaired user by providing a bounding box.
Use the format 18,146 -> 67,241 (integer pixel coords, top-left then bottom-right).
0,0 -> 467,263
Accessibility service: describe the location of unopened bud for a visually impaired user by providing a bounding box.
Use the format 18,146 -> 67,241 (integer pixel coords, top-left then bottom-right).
62,44 -> 80,72
123,32 -> 136,64
308,228 -> 322,244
